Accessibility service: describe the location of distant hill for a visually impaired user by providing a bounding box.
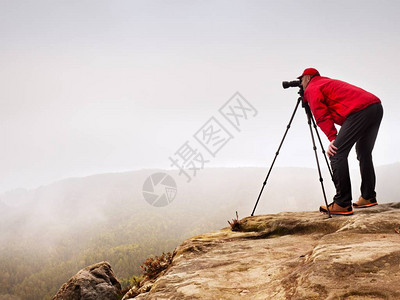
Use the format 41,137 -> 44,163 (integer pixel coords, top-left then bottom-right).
0,164 -> 399,299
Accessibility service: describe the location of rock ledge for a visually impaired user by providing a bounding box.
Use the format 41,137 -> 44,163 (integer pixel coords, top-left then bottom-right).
130,203 -> 400,300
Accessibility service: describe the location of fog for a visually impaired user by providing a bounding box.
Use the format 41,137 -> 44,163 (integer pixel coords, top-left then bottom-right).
1,0 -> 400,194
2,165 -> 400,248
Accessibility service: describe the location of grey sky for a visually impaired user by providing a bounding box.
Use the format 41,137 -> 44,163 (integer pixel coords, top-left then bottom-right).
1,0 -> 399,193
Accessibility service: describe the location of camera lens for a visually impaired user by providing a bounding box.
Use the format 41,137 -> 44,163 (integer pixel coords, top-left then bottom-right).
282,80 -> 301,89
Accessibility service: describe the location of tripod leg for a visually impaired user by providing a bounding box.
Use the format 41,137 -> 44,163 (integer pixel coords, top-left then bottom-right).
250,98 -> 302,216
306,111 -> 332,218
310,115 -> 333,179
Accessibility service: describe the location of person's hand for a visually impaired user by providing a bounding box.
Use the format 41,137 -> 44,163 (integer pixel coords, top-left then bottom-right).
327,140 -> 338,157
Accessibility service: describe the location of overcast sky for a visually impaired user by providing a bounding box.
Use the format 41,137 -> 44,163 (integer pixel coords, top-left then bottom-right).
1,0 -> 399,193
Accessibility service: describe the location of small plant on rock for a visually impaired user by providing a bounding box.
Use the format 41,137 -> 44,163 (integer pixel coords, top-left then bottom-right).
228,211 -> 242,231
140,252 -> 173,280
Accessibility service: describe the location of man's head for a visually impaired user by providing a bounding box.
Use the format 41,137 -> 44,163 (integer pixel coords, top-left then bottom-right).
298,68 -> 320,90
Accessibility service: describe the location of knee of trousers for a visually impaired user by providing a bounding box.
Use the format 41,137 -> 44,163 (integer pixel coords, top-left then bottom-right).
329,153 -> 348,164
356,152 -> 372,161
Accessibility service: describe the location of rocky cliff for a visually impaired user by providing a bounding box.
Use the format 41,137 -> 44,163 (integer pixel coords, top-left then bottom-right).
54,203 -> 400,300
128,202 -> 400,300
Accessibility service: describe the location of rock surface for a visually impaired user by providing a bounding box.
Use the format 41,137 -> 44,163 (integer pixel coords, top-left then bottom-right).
130,203 -> 400,300
53,261 -> 121,300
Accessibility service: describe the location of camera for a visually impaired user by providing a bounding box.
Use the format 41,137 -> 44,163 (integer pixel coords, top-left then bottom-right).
282,80 -> 301,89
282,79 -> 304,97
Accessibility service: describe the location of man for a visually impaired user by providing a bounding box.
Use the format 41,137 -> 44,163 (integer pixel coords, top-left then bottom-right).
299,68 -> 383,215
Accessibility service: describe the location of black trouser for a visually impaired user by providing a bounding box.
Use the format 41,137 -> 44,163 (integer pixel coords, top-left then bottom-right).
330,102 -> 383,207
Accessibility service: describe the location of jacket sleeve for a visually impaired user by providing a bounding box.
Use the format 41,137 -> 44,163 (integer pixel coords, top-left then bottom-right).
307,89 -> 337,141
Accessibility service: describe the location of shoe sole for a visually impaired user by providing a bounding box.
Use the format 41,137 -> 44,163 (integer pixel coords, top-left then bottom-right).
319,208 -> 354,215
353,203 -> 378,209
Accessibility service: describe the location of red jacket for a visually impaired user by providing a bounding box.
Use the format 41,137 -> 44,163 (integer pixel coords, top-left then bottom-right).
304,76 -> 381,141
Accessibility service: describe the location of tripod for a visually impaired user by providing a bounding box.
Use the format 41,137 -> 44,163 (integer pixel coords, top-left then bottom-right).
251,89 -> 333,218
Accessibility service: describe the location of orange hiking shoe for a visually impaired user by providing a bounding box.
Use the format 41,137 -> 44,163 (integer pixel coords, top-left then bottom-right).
353,196 -> 378,208
320,202 -> 353,216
